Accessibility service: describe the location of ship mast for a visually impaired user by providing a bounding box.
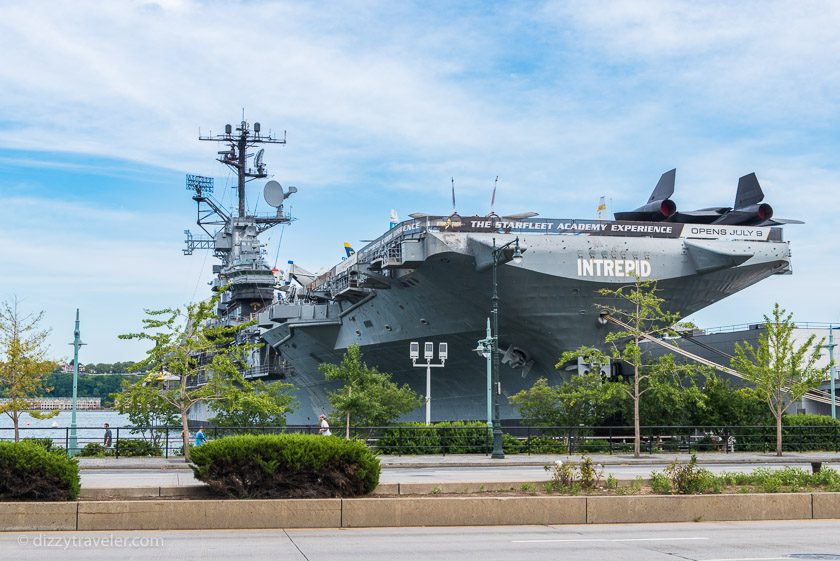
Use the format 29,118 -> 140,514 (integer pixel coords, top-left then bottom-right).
199,119 -> 287,219
184,119 -> 296,260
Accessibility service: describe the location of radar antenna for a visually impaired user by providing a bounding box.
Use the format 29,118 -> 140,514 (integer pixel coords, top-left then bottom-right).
198,119 -> 287,218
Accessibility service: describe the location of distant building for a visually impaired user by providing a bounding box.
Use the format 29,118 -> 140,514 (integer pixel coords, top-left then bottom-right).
0,397 -> 101,410
60,361 -> 86,374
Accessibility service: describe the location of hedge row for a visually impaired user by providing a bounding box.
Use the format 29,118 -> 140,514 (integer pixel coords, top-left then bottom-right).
190,434 -> 380,498
376,422 -> 491,454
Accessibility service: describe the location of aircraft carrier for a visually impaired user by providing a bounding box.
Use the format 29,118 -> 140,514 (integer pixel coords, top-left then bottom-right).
183,119 -> 798,424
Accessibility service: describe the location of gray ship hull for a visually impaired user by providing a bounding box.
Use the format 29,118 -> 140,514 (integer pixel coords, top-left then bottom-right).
260,226 -> 791,424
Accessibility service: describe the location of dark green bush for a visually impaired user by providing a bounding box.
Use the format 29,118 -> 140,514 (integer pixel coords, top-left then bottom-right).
437,421 -> 490,453
81,442 -> 111,457
22,438 -> 55,452
576,438 -> 611,453
117,439 -> 162,457
376,423 -> 442,454
0,441 -> 80,501
190,434 -> 380,498
782,415 -> 840,451
502,432 -> 525,454
525,434 -> 568,454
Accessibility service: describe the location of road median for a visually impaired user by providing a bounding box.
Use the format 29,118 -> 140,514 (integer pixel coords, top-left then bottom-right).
4,493 -> 838,531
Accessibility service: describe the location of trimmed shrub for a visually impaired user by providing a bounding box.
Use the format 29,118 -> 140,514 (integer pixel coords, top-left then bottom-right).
21,438 -> 55,452
190,434 -> 380,498
782,415 -> 840,451
0,441 -> 80,501
502,432 -> 525,454
117,439 -> 162,457
376,424 -> 442,454
81,442 -> 109,457
437,421 -> 490,454
577,438 -> 611,454
527,435 -> 568,454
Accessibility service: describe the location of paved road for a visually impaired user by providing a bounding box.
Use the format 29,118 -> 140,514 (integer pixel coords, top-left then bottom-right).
4,520 -> 840,560
79,461 -> 839,488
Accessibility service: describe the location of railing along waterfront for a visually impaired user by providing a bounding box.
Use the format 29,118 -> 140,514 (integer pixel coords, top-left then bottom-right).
1,424 -> 838,457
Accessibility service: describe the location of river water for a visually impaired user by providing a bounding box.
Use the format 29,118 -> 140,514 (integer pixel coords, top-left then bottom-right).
0,410 -> 134,446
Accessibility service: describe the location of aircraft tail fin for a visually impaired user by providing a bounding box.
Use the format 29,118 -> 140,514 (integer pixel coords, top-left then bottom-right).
735,173 -> 765,208
647,168 -> 676,203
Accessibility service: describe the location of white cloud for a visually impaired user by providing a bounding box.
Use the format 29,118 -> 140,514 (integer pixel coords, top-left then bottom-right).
1,0 -> 838,360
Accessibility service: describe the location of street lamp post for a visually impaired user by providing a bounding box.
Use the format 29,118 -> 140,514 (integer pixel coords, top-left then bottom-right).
474,318 -> 493,428
67,309 -> 85,457
410,341 -> 448,425
488,236 -> 524,459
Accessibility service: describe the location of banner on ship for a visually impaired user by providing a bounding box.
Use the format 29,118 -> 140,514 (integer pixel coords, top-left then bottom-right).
433,216 -> 771,241
439,216 -> 682,238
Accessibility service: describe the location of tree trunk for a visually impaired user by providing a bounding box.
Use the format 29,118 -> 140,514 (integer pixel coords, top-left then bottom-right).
345,386 -> 351,439
345,411 -> 351,440
181,409 -> 191,463
633,367 -> 641,458
776,410 -> 783,457
13,411 -> 20,443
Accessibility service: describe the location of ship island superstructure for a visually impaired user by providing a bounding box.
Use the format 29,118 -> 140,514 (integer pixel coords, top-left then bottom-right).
184,120 -> 796,424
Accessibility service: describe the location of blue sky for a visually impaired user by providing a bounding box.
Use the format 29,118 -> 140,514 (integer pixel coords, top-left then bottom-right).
1,1 -> 838,363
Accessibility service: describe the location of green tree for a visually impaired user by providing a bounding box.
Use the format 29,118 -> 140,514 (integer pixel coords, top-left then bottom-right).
633,355 -> 708,427
509,373 -> 624,427
113,379 -> 180,446
118,291 -> 257,461
210,379 -> 297,428
0,298 -> 58,441
561,278 -> 686,457
731,303 -> 831,456
687,374 -> 768,428
320,345 -> 423,438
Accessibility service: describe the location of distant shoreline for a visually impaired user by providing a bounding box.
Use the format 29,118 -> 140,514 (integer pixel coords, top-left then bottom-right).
24,408 -> 115,412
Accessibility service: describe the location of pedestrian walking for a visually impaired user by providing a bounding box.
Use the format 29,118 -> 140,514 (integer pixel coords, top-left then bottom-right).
195,427 -> 207,447
103,423 -> 112,448
319,415 -> 331,436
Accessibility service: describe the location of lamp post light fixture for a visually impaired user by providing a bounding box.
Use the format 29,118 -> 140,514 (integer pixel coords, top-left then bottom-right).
486,236 -> 524,459
67,309 -> 86,457
410,341 -> 447,425
473,318 -> 493,428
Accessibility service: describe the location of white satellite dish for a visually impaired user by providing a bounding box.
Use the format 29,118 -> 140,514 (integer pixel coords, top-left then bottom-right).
264,180 -> 285,207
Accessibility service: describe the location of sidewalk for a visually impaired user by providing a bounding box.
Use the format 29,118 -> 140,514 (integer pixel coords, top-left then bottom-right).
77,450 -> 840,471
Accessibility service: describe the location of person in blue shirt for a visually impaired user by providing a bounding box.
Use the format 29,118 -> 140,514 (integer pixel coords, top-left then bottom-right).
194,427 -> 207,446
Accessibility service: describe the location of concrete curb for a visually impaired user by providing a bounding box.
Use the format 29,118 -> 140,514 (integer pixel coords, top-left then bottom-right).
4,493 -> 838,531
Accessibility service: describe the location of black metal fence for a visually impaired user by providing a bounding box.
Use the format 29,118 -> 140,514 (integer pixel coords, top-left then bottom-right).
1,424 -> 838,456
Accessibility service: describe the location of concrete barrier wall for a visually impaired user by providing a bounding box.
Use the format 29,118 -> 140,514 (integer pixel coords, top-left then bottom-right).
812,493 -> 840,519
4,493 -> 838,531
587,493 -> 812,524
77,499 -> 342,530
342,496 -> 587,527
0,502 -> 77,531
